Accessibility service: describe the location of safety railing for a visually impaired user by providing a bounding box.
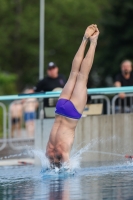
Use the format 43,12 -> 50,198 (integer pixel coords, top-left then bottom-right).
112,93 -> 133,114
0,103 -> 7,151
8,99 -> 38,150
0,86 -> 133,151
91,95 -> 110,115
0,86 -> 133,100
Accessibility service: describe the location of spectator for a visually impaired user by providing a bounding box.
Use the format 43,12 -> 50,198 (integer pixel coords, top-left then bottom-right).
114,60 -> 133,112
10,100 -> 23,138
34,62 -> 66,107
23,88 -> 38,137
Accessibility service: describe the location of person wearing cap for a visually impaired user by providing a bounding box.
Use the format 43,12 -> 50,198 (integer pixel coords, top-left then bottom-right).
34,62 -> 66,107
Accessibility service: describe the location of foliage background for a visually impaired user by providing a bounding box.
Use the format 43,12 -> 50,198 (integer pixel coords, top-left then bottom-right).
0,0 -> 132,94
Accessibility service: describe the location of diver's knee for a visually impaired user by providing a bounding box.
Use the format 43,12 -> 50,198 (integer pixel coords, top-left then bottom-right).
76,72 -> 88,83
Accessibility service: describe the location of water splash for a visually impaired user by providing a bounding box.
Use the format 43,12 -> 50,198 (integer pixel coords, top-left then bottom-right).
88,150 -> 123,157
26,147 -> 76,176
70,135 -> 123,169
27,147 -> 50,169
0,135 -> 132,176
28,136 -> 125,176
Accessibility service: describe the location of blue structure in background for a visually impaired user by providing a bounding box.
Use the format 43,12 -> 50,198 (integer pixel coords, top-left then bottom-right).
0,86 -> 132,100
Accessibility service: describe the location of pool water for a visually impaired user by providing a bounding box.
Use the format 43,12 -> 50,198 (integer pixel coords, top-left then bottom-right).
0,161 -> 133,200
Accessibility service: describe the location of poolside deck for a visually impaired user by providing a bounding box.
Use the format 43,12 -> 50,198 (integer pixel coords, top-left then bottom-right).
0,158 -> 34,166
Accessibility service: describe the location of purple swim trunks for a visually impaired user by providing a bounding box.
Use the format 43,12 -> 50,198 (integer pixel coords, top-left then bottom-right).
55,98 -> 82,119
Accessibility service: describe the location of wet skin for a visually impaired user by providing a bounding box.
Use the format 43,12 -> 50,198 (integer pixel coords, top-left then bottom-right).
46,115 -> 78,167
46,25 -> 99,167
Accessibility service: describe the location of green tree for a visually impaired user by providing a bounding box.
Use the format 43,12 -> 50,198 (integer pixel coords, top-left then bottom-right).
0,0 -> 39,91
99,0 -> 133,86
0,72 -> 17,95
45,0 -> 108,77
0,0 -> 108,92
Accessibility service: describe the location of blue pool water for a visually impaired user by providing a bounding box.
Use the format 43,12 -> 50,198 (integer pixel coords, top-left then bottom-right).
0,137 -> 133,200
0,161 -> 133,200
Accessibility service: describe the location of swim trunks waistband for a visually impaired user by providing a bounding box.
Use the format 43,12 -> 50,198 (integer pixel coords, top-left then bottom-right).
55,98 -> 82,119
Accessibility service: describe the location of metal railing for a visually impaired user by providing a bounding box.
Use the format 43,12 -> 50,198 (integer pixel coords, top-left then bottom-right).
0,86 -> 133,151
0,103 -> 7,151
112,93 -> 133,114
8,99 -> 39,150
91,95 -> 110,115
0,86 -> 133,100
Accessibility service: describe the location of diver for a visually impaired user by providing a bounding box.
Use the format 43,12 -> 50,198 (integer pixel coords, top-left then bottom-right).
46,24 -> 100,168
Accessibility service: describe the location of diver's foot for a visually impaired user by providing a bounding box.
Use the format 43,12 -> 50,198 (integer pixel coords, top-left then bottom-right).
84,24 -> 97,40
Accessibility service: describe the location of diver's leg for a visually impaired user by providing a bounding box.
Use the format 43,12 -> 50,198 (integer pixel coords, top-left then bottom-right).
70,27 -> 99,113
59,25 -> 96,100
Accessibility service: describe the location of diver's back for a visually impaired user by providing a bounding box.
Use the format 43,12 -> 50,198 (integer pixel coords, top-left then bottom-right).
55,114 -> 78,130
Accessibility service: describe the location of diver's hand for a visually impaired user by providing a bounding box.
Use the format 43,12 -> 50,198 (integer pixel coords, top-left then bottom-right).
90,27 -> 100,45
84,24 -> 97,39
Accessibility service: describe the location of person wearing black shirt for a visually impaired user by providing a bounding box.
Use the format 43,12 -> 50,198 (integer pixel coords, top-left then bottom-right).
34,62 -> 66,107
114,60 -> 133,112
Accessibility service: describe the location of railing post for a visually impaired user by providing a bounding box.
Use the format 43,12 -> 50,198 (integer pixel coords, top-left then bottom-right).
0,103 -> 7,151
91,95 -> 111,115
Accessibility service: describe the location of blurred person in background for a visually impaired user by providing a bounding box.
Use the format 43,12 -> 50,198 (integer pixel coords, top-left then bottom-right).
114,60 -> 133,113
34,62 -> 66,107
23,88 -> 38,137
10,100 -> 23,138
